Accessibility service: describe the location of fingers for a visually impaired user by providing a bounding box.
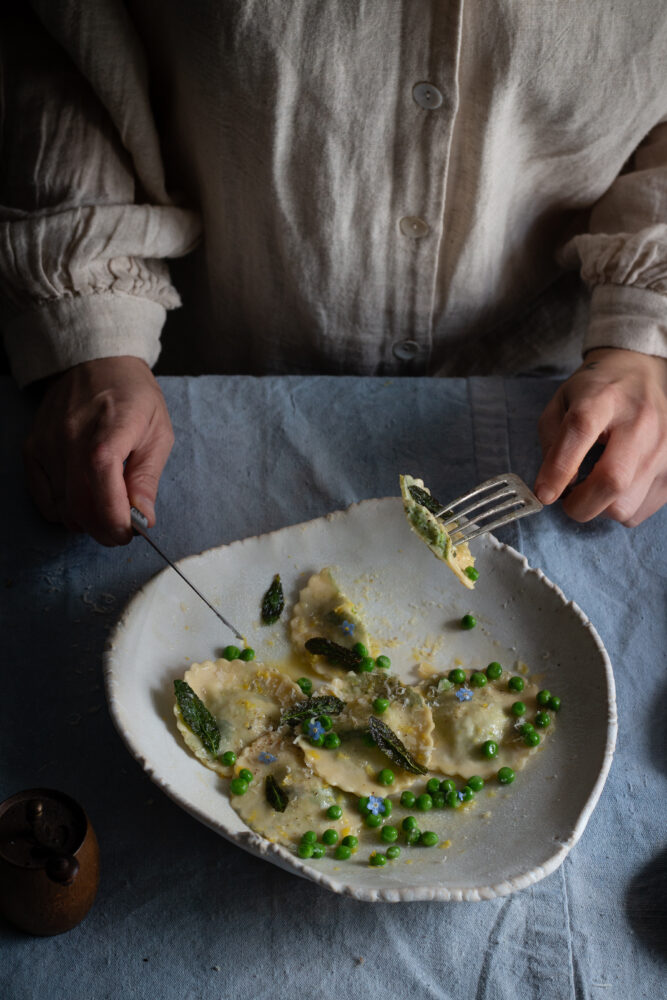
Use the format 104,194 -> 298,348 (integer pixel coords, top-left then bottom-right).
560,422 -> 651,522
124,419 -> 175,527
535,393 -> 614,505
23,357 -> 173,546
619,475 -> 667,526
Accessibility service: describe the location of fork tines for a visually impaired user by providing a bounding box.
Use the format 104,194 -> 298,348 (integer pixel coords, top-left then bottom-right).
434,473 -> 543,547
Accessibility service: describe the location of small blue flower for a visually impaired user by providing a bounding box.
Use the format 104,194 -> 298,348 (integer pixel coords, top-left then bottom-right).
307,719 -> 326,740
366,795 -> 386,816
457,790 -> 465,801
258,751 -> 277,764
455,686 -> 474,702
341,620 -> 356,636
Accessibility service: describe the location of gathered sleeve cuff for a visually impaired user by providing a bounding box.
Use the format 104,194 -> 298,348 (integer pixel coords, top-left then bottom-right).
558,119 -> 667,361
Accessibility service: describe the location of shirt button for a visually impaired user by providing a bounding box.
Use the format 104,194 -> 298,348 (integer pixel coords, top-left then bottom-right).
412,82 -> 444,110
399,216 -> 430,238
393,340 -> 420,361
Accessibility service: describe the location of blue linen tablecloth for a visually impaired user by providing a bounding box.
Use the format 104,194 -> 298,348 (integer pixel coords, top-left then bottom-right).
1,374 -> 665,1000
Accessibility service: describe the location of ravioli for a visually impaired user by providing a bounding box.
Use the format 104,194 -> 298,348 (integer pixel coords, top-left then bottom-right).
231,732 -> 361,847
290,567 -> 374,676
400,474 -> 476,589
296,673 -> 434,796
420,673 -> 549,779
174,658 -> 301,776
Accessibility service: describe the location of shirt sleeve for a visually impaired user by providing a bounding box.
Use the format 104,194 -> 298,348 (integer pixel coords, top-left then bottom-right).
0,2 -> 201,387
557,118 -> 667,360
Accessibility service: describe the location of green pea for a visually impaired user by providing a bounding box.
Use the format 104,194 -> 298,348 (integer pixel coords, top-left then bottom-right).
301,720 -> 311,735
362,731 -> 376,747
400,791 -> 416,809
467,775 -> 484,792
321,828 -> 338,845
358,796 -> 369,814
416,794 -> 433,811
318,715 -> 333,731
420,831 -> 439,847
239,647 -> 255,661
376,655 -> 391,670
221,751 -> 237,767
519,722 -> 535,736
537,689 -> 552,706
310,734 -> 325,747
524,730 -> 541,747
460,614 -> 476,630
297,843 -> 314,859
548,695 -> 562,713
381,798 -> 393,817
445,790 -> 461,808
373,697 -> 389,714
431,791 -> 446,808
238,768 -> 253,783
511,701 -> 526,717
497,766 -> 515,785
323,732 -> 341,749
296,677 -> 313,695
464,566 -> 480,582
470,672 -> 487,688
535,711 -> 551,728
486,661 -> 503,680
230,777 -> 248,796
223,645 -> 241,661
353,642 -> 369,657
335,845 -> 352,861
378,768 -> 395,786
365,813 -> 382,828
369,852 -> 387,867
440,778 -> 456,794
311,844 -> 326,859
301,831 -> 317,845
402,816 -> 418,831
508,675 -> 525,692
404,827 -> 421,845
381,825 -> 399,843
386,845 -> 401,860
460,786 -> 474,802
342,835 -> 358,849
448,668 -> 467,685
426,778 -> 441,794
482,740 -> 499,759
326,805 -> 343,820
359,657 -> 375,673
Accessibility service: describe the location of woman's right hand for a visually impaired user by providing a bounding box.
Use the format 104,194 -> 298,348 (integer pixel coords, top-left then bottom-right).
23,356 -> 174,546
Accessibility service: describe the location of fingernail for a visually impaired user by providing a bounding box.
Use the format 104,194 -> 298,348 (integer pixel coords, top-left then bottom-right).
132,496 -> 155,522
535,484 -> 557,505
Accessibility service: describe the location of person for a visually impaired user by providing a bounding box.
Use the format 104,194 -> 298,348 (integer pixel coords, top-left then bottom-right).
2,1 -> 666,546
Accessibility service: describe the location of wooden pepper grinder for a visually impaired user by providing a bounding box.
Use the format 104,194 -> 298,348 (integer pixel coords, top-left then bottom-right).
0,788 -> 99,935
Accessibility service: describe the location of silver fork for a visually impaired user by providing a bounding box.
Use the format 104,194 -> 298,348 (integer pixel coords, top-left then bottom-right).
434,473 -> 543,547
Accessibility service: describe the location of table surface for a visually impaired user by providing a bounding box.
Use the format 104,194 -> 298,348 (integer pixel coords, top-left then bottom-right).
1,374 -> 665,1000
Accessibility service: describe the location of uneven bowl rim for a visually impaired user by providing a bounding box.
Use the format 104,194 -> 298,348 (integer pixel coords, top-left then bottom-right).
103,498 -> 617,903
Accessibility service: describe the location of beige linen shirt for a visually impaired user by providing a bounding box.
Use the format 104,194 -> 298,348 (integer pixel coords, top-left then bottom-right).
1,0 -> 667,385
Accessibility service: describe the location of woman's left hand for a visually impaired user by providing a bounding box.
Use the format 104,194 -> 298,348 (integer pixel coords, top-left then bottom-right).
534,347 -> 667,525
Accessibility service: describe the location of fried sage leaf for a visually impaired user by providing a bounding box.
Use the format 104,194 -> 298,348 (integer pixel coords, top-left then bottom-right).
280,695 -> 346,727
174,679 -> 220,755
265,774 -> 289,812
261,574 -> 285,625
407,484 -> 450,518
304,637 -> 363,671
368,715 -> 428,775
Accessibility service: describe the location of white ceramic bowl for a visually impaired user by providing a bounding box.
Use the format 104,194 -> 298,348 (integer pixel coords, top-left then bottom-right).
104,498 -> 616,902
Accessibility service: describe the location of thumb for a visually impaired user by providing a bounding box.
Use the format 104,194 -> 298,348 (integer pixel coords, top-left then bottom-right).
124,428 -> 174,527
